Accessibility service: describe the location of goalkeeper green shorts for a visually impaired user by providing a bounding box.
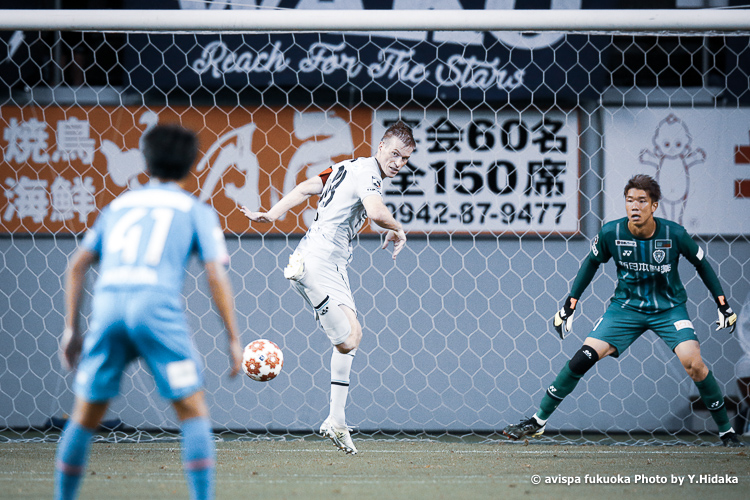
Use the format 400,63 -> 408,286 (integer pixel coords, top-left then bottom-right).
588,304 -> 698,357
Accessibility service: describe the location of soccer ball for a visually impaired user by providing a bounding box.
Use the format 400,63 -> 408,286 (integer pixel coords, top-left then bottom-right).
242,339 -> 284,382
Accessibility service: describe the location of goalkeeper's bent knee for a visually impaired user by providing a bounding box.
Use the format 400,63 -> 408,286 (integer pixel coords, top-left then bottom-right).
569,345 -> 600,375
314,296 -> 352,345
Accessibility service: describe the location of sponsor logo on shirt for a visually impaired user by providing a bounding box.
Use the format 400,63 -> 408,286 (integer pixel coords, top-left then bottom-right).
655,240 -> 672,249
616,239 -> 636,247
618,261 -> 672,274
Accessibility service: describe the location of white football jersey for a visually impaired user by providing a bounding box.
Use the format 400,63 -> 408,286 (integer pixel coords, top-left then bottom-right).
296,156 -> 383,264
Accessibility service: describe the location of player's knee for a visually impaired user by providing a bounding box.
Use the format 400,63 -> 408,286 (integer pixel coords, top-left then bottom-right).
317,299 -> 353,345
71,400 -> 109,430
335,322 -> 362,354
569,345 -> 600,376
684,359 -> 708,381
335,341 -> 354,354
173,391 -> 209,421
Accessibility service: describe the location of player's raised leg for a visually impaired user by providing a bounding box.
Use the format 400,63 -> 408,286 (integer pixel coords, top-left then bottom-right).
54,399 -> 108,500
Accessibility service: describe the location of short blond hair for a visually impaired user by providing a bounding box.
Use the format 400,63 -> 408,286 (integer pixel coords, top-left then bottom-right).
381,121 -> 416,149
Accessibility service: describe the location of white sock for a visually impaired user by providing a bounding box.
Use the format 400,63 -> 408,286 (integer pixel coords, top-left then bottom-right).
534,414 -> 547,426
330,348 -> 356,427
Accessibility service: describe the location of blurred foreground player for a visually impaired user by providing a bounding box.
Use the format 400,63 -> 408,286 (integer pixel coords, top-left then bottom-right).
55,124 -> 243,500
503,174 -> 741,446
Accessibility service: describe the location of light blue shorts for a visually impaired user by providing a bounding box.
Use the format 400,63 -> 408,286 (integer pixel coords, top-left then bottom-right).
74,289 -> 203,403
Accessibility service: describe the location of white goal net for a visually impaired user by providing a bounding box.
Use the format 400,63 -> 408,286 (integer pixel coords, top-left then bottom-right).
1,2 -> 750,445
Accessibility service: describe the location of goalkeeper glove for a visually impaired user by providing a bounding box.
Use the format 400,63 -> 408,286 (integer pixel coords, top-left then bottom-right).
715,296 -> 737,333
553,296 -> 577,340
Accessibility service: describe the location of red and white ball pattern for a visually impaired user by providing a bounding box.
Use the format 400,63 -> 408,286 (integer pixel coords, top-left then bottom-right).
242,339 -> 284,382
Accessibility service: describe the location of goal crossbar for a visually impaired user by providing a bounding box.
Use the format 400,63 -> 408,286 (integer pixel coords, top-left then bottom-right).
1,9 -> 750,33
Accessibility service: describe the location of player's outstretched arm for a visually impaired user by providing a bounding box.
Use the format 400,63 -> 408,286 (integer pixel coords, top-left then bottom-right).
553,296 -> 578,340
679,233 -> 736,333
205,260 -> 243,377
61,249 -> 97,371
239,175 -> 324,224
362,195 -> 406,260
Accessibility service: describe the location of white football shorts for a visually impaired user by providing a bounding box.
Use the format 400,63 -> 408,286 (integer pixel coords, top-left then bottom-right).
290,253 -> 356,343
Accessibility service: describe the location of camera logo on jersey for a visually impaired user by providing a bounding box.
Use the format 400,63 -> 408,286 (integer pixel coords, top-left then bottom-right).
653,249 -> 665,263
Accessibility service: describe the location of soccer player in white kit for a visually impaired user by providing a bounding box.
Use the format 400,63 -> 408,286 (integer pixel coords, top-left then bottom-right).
241,122 -> 415,454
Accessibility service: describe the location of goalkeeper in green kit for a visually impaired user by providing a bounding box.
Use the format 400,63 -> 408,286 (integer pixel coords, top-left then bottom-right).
503,174 -> 742,446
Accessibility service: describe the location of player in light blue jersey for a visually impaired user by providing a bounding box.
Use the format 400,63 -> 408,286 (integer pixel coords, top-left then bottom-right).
55,125 -> 243,500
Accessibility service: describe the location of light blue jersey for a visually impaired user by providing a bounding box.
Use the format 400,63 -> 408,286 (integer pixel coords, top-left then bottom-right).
82,182 -> 228,294
74,182 -> 228,402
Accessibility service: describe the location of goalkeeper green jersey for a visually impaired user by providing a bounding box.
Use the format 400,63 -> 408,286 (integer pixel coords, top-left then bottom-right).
570,217 -> 725,314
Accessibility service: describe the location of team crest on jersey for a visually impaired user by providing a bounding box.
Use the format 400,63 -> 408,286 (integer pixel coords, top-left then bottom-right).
653,249 -> 665,263
366,176 -> 382,194
616,239 -> 636,247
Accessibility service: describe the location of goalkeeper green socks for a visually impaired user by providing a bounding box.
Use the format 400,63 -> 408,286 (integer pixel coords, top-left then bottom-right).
695,370 -> 731,433
535,363 -> 731,433
537,361 -> 584,421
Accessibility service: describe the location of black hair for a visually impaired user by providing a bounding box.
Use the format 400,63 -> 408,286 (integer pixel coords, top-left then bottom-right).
381,121 -> 416,150
142,124 -> 199,181
624,174 -> 661,203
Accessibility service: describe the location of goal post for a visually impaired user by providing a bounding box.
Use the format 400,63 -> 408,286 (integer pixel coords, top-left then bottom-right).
1,5 -> 749,444
1,9 -> 750,31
